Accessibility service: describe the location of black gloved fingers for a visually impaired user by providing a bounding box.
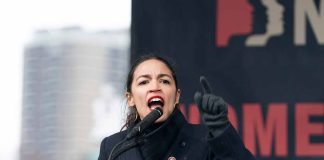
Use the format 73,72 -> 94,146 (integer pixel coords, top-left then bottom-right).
202,113 -> 227,122
214,97 -> 228,116
194,91 -> 203,110
200,94 -> 228,114
203,114 -> 228,127
201,93 -> 211,112
208,95 -> 222,113
200,76 -> 213,94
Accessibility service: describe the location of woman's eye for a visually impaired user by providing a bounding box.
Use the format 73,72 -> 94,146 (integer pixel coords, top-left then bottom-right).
138,80 -> 149,85
160,79 -> 170,84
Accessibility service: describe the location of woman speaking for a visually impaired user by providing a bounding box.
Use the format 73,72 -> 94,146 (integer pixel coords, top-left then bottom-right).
98,55 -> 255,160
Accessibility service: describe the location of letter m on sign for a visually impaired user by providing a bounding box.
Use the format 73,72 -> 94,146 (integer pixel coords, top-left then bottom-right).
243,103 -> 288,157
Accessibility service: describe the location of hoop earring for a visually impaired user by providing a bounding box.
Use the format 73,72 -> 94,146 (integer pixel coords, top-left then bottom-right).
130,105 -> 139,121
134,113 -> 139,121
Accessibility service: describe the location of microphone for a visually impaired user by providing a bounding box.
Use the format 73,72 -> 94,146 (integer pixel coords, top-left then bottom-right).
126,107 -> 163,140
107,107 -> 163,160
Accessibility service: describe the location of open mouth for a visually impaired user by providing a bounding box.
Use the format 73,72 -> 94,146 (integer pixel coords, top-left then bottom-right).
147,96 -> 164,109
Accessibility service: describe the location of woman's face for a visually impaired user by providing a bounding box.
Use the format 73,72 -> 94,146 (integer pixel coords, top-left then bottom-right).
126,59 -> 180,122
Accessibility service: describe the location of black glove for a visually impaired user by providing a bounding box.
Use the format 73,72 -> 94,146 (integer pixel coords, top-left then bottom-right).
194,76 -> 229,137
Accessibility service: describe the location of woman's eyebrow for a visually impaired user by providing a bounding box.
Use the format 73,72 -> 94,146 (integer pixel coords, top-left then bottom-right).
135,74 -> 151,81
157,73 -> 172,79
135,73 -> 172,81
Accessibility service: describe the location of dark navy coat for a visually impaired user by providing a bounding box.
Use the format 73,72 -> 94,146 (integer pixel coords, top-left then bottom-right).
98,108 -> 255,160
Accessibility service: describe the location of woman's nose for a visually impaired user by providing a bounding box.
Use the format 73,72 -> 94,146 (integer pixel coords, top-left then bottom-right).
149,80 -> 161,92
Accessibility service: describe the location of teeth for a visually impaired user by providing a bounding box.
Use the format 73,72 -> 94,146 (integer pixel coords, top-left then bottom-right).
151,98 -> 162,102
148,97 -> 164,108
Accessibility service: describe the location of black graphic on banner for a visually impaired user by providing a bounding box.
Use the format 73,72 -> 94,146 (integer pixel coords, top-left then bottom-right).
131,0 -> 324,159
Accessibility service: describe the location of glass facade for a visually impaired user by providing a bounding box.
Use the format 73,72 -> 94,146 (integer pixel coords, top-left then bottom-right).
21,28 -> 129,160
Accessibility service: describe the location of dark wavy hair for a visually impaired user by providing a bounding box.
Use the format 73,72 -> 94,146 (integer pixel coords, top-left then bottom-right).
121,54 -> 178,130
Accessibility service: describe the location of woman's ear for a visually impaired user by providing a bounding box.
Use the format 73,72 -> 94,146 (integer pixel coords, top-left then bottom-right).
125,92 -> 135,106
175,89 -> 181,104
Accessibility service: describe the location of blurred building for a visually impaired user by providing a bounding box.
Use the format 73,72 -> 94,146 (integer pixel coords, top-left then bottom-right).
20,27 -> 129,160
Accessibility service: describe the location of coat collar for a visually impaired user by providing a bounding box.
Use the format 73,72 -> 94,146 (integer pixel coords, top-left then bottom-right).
138,107 -> 187,160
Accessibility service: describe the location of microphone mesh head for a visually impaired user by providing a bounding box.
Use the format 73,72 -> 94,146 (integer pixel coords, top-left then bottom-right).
154,107 -> 163,116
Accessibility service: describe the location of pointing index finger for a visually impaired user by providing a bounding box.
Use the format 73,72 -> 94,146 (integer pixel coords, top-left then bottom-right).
200,76 -> 213,94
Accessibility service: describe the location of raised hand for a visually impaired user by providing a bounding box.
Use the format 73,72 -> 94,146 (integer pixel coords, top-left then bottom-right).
194,76 -> 229,137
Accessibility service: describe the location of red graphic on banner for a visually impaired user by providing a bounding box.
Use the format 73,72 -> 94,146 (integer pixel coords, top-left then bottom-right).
216,0 -> 253,47
180,102 -> 324,158
295,103 -> 324,156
